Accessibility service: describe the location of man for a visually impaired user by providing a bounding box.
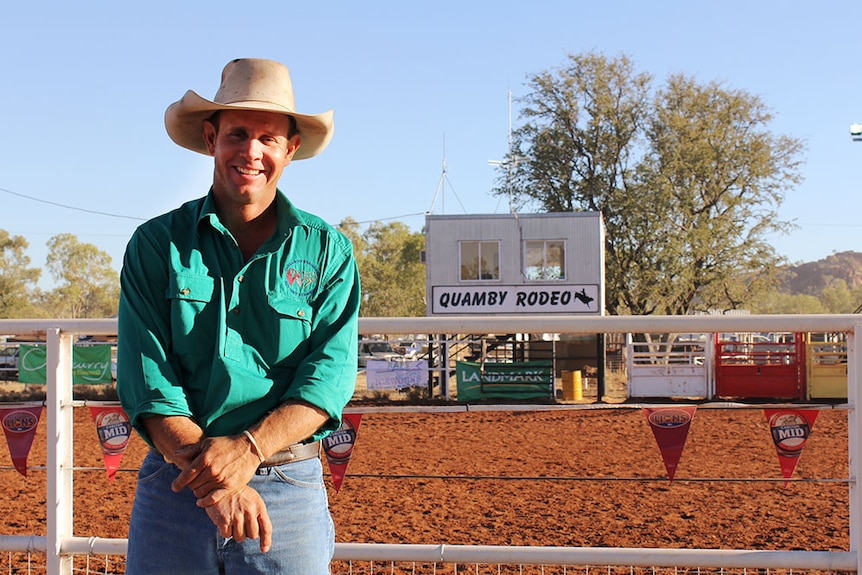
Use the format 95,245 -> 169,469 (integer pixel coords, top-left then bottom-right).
117,58 -> 360,575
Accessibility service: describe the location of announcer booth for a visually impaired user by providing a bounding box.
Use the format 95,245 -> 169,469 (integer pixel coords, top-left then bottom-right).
424,212 -> 605,401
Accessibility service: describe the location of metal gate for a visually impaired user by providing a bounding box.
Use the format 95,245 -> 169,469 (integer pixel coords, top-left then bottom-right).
714,332 -> 805,400
806,333 -> 848,399
627,333 -> 711,399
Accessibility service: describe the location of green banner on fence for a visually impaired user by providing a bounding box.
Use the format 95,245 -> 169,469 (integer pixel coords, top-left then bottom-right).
18,344 -> 113,385
455,360 -> 553,403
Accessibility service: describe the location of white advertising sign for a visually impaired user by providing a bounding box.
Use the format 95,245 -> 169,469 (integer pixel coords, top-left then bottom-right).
431,284 -> 599,315
365,360 -> 428,390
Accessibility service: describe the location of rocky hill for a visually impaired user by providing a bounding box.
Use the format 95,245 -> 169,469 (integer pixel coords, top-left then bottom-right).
783,251 -> 862,295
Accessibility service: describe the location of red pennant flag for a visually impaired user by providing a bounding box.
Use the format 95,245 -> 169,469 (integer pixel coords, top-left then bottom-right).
323,413 -> 362,493
764,409 -> 819,486
0,405 -> 43,476
89,405 -> 132,483
644,406 -> 697,482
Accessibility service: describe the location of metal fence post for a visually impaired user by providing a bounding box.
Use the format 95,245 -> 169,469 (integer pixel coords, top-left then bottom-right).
46,328 -> 74,575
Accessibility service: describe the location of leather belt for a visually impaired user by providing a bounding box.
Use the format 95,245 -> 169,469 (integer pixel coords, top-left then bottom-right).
149,440 -> 320,468
259,440 -> 320,467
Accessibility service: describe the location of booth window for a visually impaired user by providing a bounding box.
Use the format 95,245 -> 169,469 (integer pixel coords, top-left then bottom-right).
525,240 -> 565,280
460,241 -> 500,281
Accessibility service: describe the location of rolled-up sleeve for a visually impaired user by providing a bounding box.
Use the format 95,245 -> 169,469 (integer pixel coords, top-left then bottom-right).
117,225 -> 194,445
281,236 -> 360,438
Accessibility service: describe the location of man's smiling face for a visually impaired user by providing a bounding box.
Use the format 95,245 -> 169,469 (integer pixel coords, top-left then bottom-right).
203,109 -> 301,209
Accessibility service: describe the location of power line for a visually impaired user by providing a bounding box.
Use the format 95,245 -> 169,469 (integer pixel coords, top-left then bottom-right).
793,222 -> 862,228
0,185 -> 428,229
0,187 -> 146,221
351,212 -> 428,226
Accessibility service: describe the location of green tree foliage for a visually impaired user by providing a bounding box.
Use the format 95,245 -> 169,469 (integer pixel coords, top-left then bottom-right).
752,278 -> 862,314
502,52 -> 805,316
0,230 -> 45,318
340,218 -> 425,317
43,233 -> 119,318
751,291 -> 827,314
817,279 -> 859,313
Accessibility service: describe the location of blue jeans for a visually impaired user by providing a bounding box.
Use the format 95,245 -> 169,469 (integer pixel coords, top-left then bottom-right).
126,451 -> 334,574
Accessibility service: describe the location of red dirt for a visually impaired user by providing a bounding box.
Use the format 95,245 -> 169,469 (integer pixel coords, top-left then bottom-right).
0,405 -> 850,566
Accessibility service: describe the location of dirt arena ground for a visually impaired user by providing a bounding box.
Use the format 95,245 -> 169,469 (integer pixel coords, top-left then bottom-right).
0,402 -> 850,572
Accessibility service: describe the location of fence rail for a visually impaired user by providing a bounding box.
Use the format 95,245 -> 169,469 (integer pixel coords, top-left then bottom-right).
1,314 -> 861,575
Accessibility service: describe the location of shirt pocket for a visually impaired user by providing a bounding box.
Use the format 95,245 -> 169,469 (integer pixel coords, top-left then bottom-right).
166,272 -> 216,354
267,292 -> 313,365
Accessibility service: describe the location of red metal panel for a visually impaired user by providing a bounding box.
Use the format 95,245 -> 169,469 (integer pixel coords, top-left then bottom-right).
714,333 -> 804,400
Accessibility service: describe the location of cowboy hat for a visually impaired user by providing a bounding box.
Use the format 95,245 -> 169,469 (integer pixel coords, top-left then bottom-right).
165,58 -> 334,160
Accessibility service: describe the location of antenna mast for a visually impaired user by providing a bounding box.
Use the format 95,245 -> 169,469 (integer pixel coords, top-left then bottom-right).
428,134 -> 466,214
488,90 -> 521,214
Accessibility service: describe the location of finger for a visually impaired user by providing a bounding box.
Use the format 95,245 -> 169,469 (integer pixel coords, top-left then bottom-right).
196,487 -> 228,508
192,477 -> 225,499
213,514 -> 231,539
246,513 -> 259,543
187,472 -> 223,496
232,518 -> 246,543
172,443 -> 204,467
171,464 -> 200,492
173,444 -> 196,457
258,509 -> 273,553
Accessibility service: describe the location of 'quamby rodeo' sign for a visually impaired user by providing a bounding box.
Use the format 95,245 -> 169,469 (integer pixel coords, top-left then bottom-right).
431,284 -> 599,315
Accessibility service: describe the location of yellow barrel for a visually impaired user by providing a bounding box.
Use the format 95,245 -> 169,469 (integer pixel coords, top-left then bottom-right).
562,370 -> 583,401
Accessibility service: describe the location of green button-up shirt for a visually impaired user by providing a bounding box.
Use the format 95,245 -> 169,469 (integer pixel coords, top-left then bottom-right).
117,189 -> 360,446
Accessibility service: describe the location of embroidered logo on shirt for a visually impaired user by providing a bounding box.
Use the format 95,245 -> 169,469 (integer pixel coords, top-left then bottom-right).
285,259 -> 320,297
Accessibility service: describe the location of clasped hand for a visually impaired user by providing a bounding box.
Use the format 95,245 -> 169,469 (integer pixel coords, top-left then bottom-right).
171,435 -> 272,552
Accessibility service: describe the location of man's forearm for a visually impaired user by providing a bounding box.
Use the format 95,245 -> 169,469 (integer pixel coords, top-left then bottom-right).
246,401 -> 329,460
141,415 -> 206,469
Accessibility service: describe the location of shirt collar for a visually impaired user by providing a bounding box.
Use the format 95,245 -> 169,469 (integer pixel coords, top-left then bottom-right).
196,188 -> 311,240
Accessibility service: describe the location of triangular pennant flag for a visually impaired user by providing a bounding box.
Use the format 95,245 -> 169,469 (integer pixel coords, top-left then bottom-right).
89,405 -> 132,483
764,409 -> 819,486
644,406 -> 697,482
0,405 -> 43,476
323,413 -> 362,493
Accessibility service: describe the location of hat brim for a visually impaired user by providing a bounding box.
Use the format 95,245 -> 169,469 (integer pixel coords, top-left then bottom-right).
165,90 -> 334,160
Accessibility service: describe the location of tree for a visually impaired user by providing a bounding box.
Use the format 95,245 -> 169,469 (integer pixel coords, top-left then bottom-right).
501,52 -> 805,316
751,291 -> 826,314
339,219 -> 425,317
816,279 -> 859,313
0,230 -> 45,318
43,233 -> 119,318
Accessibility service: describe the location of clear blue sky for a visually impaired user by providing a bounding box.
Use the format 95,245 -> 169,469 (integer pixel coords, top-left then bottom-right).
1,1 -> 860,287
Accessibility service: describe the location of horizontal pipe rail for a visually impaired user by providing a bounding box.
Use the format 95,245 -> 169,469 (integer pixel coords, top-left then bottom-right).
0,537 -> 855,572
0,535 -> 46,553
359,314 -> 862,335
333,544 -> 858,570
3,314 -> 862,338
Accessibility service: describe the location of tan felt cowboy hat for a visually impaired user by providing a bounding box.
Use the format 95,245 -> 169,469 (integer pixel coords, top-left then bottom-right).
165,58 -> 334,160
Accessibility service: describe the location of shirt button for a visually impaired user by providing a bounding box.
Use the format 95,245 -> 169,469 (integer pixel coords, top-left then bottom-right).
180,288 -> 190,295
238,275 -> 244,283
297,310 -> 305,317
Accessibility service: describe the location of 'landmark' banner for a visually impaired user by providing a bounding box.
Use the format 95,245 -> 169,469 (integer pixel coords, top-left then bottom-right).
456,361 -> 553,402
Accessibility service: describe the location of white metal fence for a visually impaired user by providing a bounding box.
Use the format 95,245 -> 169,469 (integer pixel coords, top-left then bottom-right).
0,314 -> 860,575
